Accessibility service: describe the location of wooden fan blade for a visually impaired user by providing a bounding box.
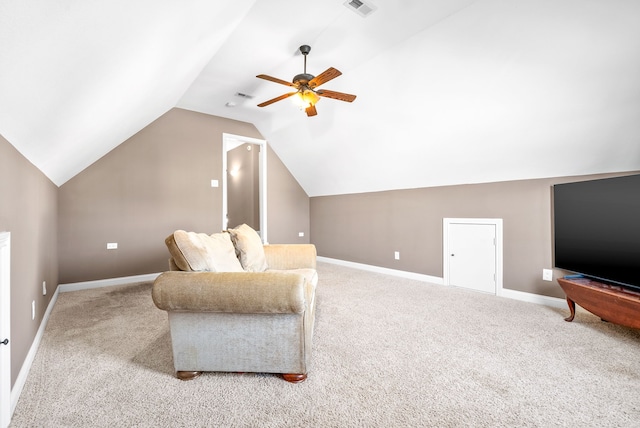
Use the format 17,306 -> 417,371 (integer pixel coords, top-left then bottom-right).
306,104 -> 318,117
309,67 -> 342,88
257,92 -> 297,107
256,74 -> 296,87
317,89 -> 357,103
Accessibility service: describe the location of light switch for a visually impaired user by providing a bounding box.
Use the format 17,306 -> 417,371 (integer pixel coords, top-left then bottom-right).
211,180 -> 219,188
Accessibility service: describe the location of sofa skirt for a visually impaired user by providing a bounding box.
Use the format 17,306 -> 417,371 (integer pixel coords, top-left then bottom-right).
167,311 -> 313,375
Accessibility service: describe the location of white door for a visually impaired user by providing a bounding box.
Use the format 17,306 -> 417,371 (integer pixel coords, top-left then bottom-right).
0,232 -> 10,428
444,219 -> 502,294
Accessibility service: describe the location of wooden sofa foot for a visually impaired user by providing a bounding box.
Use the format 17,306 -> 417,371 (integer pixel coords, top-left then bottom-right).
282,373 -> 307,383
177,371 -> 202,380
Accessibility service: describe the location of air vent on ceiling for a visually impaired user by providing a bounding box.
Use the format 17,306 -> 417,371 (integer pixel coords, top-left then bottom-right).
344,0 -> 377,17
235,92 -> 254,99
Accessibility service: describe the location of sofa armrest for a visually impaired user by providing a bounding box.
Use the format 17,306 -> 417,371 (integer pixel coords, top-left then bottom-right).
152,271 -> 308,314
264,244 -> 317,270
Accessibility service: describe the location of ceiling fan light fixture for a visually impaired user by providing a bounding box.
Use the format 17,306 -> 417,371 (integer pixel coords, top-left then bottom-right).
293,89 -> 320,109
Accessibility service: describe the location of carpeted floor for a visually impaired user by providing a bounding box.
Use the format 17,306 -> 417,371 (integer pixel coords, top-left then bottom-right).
10,262 -> 640,427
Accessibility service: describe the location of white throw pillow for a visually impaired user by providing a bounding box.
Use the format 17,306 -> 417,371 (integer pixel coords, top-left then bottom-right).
168,230 -> 243,272
228,224 -> 268,272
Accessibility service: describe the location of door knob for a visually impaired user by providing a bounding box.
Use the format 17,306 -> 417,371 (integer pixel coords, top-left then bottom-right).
0,338 -> 8,345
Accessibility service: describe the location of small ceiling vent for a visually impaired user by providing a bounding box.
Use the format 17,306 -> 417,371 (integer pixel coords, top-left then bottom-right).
344,0 -> 377,17
235,92 -> 254,99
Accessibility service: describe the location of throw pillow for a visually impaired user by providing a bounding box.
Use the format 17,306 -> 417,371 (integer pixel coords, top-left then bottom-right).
165,230 -> 243,272
228,224 -> 268,272
207,232 -> 245,272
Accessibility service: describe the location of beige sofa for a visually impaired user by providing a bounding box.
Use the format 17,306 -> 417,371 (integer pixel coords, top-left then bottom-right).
152,225 -> 317,383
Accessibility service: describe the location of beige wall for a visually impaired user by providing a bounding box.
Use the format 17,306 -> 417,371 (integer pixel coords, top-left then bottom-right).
58,108 -> 310,284
311,172 -> 639,298
0,135 -> 58,387
267,145 -> 310,244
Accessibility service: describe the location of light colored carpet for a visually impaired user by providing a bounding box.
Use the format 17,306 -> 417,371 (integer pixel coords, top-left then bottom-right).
11,262 -> 640,427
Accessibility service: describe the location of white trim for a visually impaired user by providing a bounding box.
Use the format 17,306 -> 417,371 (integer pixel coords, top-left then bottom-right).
317,256 -> 444,285
0,232 -> 10,428
318,256 -> 566,308
10,272 -> 162,415
58,272 -> 161,293
222,133 -> 268,244
499,288 -> 566,308
443,218 -> 504,296
10,286 -> 59,417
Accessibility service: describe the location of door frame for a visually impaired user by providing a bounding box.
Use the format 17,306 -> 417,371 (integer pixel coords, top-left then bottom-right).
443,218 -> 503,296
0,231 -> 10,428
222,133 -> 268,243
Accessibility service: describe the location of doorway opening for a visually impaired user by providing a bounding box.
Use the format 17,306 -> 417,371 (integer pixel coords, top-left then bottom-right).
222,133 -> 268,243
443,218 -> 503,295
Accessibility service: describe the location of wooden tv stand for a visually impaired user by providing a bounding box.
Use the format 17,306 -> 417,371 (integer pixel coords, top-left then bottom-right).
557,277 -> 640,329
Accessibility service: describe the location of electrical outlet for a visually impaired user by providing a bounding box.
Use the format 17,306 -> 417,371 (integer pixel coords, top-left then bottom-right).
542,269 -> 553,281
394,251 -> 400,260
42,281 -> 47,296
107,243 -> 118,250
298,232 -> 304,237
211,179 -> 219,188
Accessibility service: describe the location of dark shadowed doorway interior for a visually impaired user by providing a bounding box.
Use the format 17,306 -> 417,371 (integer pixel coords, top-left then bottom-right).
222,133 -> 267,243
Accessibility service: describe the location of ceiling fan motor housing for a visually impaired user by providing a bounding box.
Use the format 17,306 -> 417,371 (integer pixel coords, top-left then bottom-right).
293,73 -> 314,85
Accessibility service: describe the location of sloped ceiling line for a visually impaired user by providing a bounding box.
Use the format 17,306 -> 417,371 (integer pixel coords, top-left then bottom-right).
2,0 -> 640,195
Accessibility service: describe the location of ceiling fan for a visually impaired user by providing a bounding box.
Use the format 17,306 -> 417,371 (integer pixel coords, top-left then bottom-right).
256,45 -> 357,117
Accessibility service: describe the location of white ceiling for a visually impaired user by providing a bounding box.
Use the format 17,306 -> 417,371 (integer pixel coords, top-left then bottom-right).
2,0 -> 640,196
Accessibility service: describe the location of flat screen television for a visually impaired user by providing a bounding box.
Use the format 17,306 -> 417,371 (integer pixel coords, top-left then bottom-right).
553,174 -> 640,292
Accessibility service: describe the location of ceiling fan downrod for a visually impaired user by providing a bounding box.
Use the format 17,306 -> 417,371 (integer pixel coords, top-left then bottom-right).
295,45 -> 313,84
299,45 -> 311,74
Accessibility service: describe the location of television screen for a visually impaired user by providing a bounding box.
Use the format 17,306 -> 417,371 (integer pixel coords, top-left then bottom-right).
553,174 -> 640,292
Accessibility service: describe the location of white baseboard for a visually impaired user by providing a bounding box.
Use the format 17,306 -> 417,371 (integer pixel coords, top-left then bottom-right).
317,256 -> 566,308
499,288 -> 566,309
10,272 -> 162,417
317,256 -> 444,285
11,286 -> 59,416
58,272 -> 161,293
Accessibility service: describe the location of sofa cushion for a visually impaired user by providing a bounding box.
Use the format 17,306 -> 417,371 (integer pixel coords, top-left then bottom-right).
165,230 -> 244,272
228,224 -> 268,272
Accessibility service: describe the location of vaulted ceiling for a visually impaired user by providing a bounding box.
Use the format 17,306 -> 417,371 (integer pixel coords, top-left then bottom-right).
2,0 -> 639,196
